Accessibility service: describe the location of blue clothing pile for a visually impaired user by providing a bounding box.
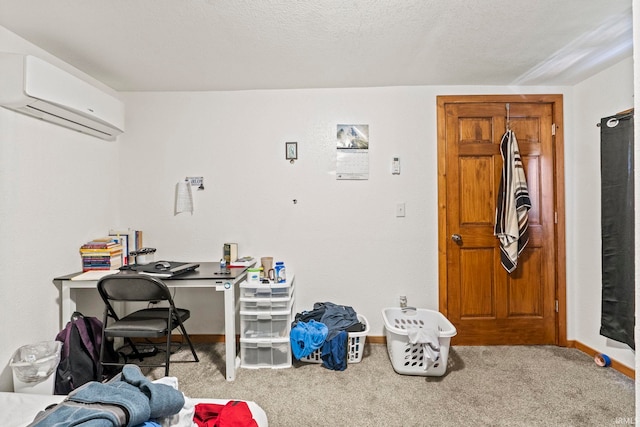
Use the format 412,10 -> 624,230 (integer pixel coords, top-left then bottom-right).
290,319 -> 328,359
320,330 -> 348,371
290,302 -> 362,371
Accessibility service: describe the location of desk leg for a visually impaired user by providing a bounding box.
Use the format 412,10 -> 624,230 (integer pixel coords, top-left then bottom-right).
224,282 -> 236,381
61,283 -> 77,329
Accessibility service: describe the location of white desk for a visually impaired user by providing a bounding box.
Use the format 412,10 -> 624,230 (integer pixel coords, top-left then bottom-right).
53,262 -> 248,381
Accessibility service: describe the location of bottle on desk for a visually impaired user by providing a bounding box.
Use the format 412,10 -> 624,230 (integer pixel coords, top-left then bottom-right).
274,261 -> 286,283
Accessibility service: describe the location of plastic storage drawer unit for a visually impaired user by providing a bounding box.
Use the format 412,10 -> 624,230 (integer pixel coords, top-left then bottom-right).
240,277 -> 294,299
240,295 -> 294,313
240,337 -> 292,369
241,310 -> 292,339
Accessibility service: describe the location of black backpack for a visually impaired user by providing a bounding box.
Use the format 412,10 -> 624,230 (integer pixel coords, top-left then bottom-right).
54,312 -> 119,395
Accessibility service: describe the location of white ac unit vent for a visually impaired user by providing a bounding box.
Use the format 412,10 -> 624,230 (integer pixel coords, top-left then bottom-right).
0,53 -> 124,141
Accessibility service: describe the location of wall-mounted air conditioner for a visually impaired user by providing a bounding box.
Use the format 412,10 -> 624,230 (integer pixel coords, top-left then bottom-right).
0,53 -> 124,141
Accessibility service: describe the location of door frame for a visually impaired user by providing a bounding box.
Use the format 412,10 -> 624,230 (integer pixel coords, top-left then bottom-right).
436,94 -> 567,346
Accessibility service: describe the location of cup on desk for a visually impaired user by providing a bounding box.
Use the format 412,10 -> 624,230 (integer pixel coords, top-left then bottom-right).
261,257 -> 273,279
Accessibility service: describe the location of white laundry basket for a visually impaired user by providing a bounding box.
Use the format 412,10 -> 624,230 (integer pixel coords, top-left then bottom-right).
382,308 -> 457,376
299,314 -> 369,364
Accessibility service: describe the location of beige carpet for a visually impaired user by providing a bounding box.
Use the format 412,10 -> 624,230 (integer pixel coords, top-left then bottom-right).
140,342 -> 634,426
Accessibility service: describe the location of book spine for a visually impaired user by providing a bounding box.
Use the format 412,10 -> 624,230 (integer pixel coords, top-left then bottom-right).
109,234 -> 129,266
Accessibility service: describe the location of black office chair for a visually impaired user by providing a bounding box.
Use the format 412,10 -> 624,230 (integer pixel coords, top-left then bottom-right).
96,272 -> 199,378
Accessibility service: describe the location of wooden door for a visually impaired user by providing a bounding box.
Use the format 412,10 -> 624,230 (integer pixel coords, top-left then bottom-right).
437,95 -> 565,345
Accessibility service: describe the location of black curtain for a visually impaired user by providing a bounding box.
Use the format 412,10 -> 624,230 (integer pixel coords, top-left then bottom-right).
600,111 -> 635,350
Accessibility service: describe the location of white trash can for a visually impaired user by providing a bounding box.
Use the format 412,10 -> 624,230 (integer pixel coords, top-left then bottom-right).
10,341 -> 61,395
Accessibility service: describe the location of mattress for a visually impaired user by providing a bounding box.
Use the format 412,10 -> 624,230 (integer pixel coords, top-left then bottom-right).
0,392 -> 268,427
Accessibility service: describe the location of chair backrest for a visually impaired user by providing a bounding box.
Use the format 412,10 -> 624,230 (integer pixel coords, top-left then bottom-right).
97,273 -> 172,303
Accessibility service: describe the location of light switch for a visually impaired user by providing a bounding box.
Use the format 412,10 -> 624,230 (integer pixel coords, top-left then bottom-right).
392,157 -> 400,175
396,203 -> 406,217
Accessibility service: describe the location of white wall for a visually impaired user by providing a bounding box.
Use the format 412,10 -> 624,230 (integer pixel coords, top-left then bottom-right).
118,88 -> 449,334
571,57 -> 635,369
118,85 -> 582,335
0,26 -> 121,391
0,23 -> 635,393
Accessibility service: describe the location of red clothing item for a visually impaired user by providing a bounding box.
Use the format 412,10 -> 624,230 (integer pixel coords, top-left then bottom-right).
194,401 -> 258,427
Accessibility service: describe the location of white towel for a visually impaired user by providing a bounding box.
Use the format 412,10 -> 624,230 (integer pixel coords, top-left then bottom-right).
407,327 -> 440,369
494,130 -> 531,273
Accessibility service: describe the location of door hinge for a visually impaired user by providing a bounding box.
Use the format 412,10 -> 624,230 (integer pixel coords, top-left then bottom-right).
555,300 -> 559,312
554,211 -> 558,224
552,123 -> 556,136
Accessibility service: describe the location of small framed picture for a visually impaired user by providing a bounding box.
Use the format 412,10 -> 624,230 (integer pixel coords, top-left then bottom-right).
286,142 -> 298,161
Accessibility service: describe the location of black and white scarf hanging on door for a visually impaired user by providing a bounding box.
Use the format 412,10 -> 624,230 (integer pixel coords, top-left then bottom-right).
494,129 -> 531,273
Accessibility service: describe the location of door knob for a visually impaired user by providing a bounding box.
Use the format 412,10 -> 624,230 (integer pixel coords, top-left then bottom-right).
451,234 -> 462,244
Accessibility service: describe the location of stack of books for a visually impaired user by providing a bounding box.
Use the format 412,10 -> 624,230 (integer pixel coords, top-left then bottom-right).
109,228 -> 143,265
79,237 -> 124,271
230,256 -> 255,267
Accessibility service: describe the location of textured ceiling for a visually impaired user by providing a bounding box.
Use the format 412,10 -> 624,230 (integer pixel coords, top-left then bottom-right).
0,0 -> 633,91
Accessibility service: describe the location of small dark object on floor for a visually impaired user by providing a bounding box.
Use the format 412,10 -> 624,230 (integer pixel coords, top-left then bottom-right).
123,346 -> 159,362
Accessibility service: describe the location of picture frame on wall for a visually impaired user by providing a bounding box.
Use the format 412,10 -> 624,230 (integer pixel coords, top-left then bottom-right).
286,142 -> 297,162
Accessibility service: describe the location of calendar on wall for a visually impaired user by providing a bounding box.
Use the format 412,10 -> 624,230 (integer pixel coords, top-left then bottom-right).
336,124 -> 369,180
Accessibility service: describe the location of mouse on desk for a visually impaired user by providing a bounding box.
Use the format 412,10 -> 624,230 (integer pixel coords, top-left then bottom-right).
154,261 -> 172,270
